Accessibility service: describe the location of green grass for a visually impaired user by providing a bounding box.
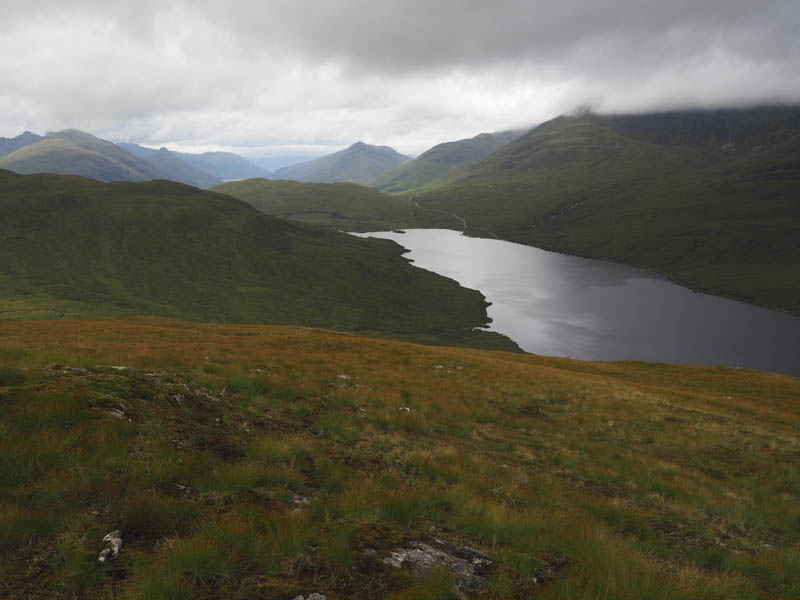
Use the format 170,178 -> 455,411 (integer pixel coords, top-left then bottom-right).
407,107 -> 800,314
212,178 -> 417,231
0,318 -> 797,598
0,169 -> 517,352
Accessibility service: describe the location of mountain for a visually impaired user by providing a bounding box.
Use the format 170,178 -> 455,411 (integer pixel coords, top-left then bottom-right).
0,131 -> 43,157
2,318 -> 798,599
212,178 -> 415,231
174,151 -> 271,181
0,169 -> 514,351
0,130 -> 166,182
370,130 -> 523,193
119,143 -> 223,188
272,141 -> 411,184
249,153 -> 326,171
411,106 -> 800,314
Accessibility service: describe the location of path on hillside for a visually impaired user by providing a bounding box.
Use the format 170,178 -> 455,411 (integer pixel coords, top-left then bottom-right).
407,196 -> 499,238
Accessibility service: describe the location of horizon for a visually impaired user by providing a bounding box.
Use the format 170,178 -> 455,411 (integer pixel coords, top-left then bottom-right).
3,101 -> 800,160
2,1 -> 799,156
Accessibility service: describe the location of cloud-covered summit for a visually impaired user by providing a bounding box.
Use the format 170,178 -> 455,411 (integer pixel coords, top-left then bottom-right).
2,0 -> 798,156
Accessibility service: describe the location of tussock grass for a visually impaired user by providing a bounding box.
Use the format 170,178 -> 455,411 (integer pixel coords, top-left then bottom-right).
0,317 -> 797,598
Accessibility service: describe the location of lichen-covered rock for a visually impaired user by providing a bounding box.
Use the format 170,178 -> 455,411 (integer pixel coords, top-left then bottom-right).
97,530 -> 122,564
383,540 -> 492,596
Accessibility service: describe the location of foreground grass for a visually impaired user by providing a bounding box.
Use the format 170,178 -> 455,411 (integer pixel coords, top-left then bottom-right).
1,318 -> 798,599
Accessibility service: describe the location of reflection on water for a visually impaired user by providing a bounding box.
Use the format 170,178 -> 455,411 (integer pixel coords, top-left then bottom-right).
353,229 -> 800,377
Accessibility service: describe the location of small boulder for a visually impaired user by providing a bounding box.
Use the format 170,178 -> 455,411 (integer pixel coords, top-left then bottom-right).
97,530 -> 122,564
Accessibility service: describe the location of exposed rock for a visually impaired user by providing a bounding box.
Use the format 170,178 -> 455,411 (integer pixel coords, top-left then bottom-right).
291,594 -> 326,600
69,367 -> 89,375
97,530 -> 122,564
383,540 -> 492,596
104,408 -> 127,420
173,483 -> 194,499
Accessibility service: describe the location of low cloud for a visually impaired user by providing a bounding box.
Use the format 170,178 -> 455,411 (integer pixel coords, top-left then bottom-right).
1,0 -> 798,155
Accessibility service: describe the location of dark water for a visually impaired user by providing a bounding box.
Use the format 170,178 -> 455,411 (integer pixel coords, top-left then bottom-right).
353,229 -> 800,377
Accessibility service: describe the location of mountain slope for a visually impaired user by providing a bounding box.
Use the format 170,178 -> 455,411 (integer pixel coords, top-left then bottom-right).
0,169 -> 514,350
119,143 -> 223,188
174,151 -> 271,180
273,142 -> 411,184
212,178 -> 416,231
413,106 -> 800,314
0,131 -> 43,157
0,130 -> 166,182
371,130 -> 522,193
1,318 -> 798,599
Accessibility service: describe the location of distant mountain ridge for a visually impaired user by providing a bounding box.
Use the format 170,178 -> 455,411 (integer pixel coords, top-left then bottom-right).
173,150 -> 271,181
118,143 -> 223,188
0,131 -> 43,157
0,130 -> 166,182
272,141 -> 411,184
371,130 -> 524,193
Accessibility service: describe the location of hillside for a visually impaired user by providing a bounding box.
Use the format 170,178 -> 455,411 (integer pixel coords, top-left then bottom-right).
174,151 -> 271,181
1,318 -> 798,599
0,169 -> 514,351
0,130 -> 166,182
0,130 -> 43,157
212,178 -> 416,231
371,130 -> 522,193
273,142 -> 411,185
412,106 -> 800,314
118,143 -> 223,188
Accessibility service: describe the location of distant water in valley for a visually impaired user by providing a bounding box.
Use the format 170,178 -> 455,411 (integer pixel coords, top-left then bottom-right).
352,229 -> 800,377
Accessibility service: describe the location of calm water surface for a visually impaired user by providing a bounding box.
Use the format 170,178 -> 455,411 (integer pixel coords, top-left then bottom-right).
354,229 -> 800,377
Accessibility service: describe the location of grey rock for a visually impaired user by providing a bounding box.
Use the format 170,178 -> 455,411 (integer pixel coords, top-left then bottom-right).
291,595 -> 326,600
97,530 -> 122,564
383,541 -> 492,596
70,367 -> 89,375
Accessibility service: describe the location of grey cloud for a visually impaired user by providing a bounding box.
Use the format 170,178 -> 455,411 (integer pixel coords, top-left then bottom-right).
0,1 -> 798,153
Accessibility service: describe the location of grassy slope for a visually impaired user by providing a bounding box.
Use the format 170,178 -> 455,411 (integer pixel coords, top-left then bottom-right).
273,143 -> 411,185
371,131 -> 522,194
0,130 -> 166,182
412,107 -> 800,314
212,178 -> 418,231
0,170 -> 514,351
0,318 -> 798,599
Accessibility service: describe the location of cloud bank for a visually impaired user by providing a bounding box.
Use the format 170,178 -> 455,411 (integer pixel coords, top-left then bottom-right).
1,0 -> 798,155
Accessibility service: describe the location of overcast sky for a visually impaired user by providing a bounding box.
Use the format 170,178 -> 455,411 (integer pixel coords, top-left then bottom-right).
2,0 -> 799,157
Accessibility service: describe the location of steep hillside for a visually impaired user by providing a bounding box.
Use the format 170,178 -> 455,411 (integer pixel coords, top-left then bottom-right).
1,318 -> 798,599
0,169 -> 513,351
175,151 -> 271,181
212,178 -> 416,231
0,130 -> 43,157
273,142 -> 411,184
0,130 -> 166,182
371,130 -> 522,193
119,143 -> 223,188
413,106 -> 800,313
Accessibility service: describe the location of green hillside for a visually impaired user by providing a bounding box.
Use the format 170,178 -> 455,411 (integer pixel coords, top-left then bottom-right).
412,107 -> 800,314
273,142 -> 411,185
1,319 -> 798,599
371,130 -> 522,193
212,178 -> 417,231
119,144 -> 223,188
0,130 -> 166,182
0,170 -> 513,351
